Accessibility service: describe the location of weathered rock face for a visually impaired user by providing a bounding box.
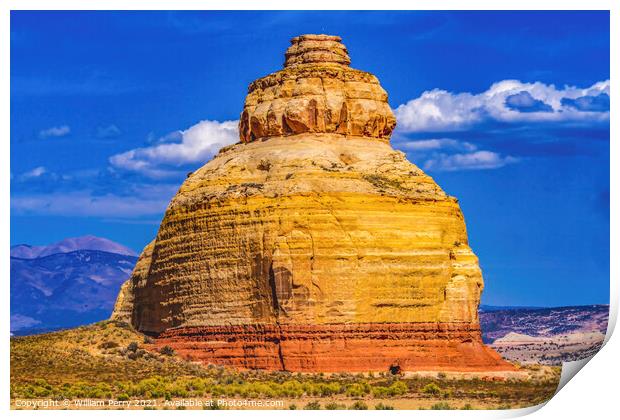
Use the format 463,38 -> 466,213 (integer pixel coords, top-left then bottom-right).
110,241 -> 154,323
112,34 -> 514,372
239,34 -> 395,142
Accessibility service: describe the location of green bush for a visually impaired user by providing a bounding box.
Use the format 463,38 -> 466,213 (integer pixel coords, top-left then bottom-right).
204,401 -> 226,410
431,402 -> 452,410
345,383 -> 370,397
350,401 -> 368,410
304,401 -> 321,410
372,386 -> 389,398
375,403 -> 395,410
325,402 -> 346,410
421,382 -> 442,396
388,381 -> 408,396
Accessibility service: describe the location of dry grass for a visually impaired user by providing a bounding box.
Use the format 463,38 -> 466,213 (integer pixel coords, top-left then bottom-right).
11,321 -> 561,410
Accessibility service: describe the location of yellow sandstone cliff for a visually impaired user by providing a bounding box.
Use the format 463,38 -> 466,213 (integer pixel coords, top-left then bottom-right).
112,34 -> 513,373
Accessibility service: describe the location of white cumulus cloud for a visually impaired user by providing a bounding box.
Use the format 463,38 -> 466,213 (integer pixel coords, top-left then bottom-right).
39,125 -> 71,139
394,79 -> 610,132
110,120 -> 238,178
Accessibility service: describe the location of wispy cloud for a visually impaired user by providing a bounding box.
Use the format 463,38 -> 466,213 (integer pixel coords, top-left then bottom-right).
395,138 -> 476,152
394,79 -> 609,132
109,120 -> 238,178
11,184 -> 177,218
423,151 -> 518,172
20,166 -> 47,179
96,124 -> 122,139
38,125 -> 70,139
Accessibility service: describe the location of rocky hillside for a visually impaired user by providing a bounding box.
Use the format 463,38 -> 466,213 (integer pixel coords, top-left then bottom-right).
480,305 -> 609,365
479,305 -> 609,343
10,237 -> 138,335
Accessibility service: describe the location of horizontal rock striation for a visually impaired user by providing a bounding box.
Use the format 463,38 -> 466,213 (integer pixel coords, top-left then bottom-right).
239,35 -> 396,142
155,323 -> 510,372
111,241 -> 154,323
112,34 -> 515,373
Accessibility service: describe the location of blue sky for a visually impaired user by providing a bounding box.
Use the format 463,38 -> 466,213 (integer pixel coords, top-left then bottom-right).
10,11 -> 609,307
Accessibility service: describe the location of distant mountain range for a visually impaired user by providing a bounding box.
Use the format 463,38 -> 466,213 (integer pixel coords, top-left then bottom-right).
10,236 -> 138,335
11,235 -> 137,259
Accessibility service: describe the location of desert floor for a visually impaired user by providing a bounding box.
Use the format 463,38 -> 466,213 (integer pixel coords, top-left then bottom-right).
11,321 -> 560,410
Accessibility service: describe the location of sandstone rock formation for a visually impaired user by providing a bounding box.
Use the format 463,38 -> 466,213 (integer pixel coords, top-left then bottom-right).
239,35 -> 395,142
112,34 -> 514,373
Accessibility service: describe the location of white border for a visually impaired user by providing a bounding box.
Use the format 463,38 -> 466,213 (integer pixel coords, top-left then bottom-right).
2,1 -> 616,419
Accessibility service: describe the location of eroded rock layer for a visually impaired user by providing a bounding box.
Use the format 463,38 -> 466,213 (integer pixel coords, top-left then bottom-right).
154,323 -> 510,372
239,35 -> 396,142
112,34 -> 515,373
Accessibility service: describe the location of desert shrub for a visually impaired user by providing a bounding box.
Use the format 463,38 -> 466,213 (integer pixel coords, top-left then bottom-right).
431,402 -> 452,410
372,386 -> 389,398
280,380 -> 304,398
117,393 -> 129,401
304,401 -> 321,410
316,382 -> 342,397
421,382 -> 442,396
349,401 -> 368,410
257,159 -> 272,171
99,340 -> 119,349
388,380 -> 408,396
325,402 -> 346,410
204,401 -> 226,410
345,382 -> 370,397
461,403 -> 473,410
375,403 -> 395,410
159,346 -> 175,356
127,342 -> 139,353
288,404 -> 297,410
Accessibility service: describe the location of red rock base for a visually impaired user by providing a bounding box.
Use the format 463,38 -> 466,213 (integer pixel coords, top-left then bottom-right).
154,323 -> 516,372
